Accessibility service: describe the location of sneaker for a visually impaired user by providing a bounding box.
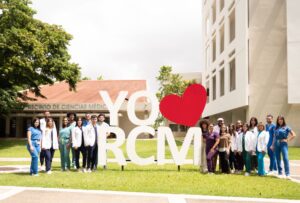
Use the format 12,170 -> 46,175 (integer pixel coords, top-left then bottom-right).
286,175 -> 292,180
46,170 -> 52,175
40,165 -> 46,172
82,168 -> 87,173
277,174 -> 285,179
245,172 -> 250,176
31,173 -> 39,177
208,172 -> 215,175
87,169 -> 92,173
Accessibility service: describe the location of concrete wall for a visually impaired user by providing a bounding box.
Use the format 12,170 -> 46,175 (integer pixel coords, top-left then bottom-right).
286,0 -> 300,103
248,0 -> 300,146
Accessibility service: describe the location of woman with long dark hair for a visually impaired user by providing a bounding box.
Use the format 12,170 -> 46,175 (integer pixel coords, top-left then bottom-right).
199,119 -> 210,173
27,118 -> 42,176
272,115 -> 296,179
205,123 -> 220,174
72,117 -> 87,172
249,117 -> 258,171
229,124 -> 238,173
218,124 -> 231,174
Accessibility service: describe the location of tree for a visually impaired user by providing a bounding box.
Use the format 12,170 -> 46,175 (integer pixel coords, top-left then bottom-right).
0,0 -> 81,115
154,66 -> 196,129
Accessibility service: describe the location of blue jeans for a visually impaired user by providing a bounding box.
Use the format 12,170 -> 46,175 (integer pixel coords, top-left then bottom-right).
267,145 -> 277,171
275,140 -> 290,176
27,141 -> 41,175
257,152 -> 266,176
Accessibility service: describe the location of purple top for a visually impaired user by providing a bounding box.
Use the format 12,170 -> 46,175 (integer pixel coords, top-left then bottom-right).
205,131 -> 220,153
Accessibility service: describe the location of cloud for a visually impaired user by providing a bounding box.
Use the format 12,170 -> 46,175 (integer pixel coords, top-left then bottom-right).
31,0 -> 203,92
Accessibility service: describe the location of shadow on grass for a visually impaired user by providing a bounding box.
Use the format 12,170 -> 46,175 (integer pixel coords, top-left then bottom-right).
0,139 -> 27,150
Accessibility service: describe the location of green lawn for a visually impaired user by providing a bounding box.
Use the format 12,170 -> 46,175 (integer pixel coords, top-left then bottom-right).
0,139 -> 300,200
0,163 -> 299,200
0,139 -> 194,159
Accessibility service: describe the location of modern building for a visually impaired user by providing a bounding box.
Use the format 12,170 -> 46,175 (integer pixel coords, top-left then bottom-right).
202,0 -> 300,146
0,80 -> 151,138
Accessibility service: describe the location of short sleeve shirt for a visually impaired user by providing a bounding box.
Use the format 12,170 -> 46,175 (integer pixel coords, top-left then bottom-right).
28,127 -> 42,140
274,126 -> 291,140
266,123 -> 276,146
205,132 -> 220,150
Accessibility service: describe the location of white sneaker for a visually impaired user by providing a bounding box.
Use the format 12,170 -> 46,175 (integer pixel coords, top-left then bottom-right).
245,172 -> 250,176
31,174 -> 39,177
286,175 -> 292,180
87,169 -> 92,173
46,170 -> 52,175
82,168 -> 87,173
40,165 -> 45,172
277,174 -> 285,179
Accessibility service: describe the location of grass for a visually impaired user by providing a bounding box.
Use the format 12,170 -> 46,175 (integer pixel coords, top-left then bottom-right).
0,139 -> 194,159
0,163 -> 299,200
0,139 -> 300,199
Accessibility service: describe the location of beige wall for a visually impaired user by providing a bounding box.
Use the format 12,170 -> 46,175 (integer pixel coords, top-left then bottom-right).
248,0 -> 300,146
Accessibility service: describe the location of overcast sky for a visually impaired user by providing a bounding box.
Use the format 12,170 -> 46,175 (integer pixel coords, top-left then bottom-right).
31,0 -> 203,93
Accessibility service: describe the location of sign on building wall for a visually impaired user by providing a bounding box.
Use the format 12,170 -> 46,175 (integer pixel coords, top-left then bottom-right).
24,103 -> 107,111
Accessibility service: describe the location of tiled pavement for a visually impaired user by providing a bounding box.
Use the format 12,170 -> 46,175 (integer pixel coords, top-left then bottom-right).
0,186 -> 299,203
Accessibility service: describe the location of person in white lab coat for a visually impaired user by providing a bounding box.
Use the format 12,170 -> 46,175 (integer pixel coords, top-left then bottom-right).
41,118 -> 58,174
256,122 -> 269,176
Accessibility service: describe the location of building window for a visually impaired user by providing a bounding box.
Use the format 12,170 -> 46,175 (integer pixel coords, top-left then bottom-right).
220,0 -> 225,12
220,68 -> 225,96
206,17 -> 210,36
229,9 -> 235,43
206,46 -> 210,70
206,81 -> 210,103
212,36 -> 216,62
212,0 -> 216,24
212,75 -> 216,100
229,58 -> 236,91
220,25 -> 225,53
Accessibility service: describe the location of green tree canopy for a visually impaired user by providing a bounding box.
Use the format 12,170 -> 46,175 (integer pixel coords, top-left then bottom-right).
0,0 -> 81,114
154,66 -> 196,128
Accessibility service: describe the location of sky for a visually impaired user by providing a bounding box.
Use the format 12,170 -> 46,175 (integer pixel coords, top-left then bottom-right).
31,0 -> 203,93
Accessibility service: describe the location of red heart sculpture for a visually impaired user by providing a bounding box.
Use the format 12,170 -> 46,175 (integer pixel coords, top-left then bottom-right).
159,84 -> 207,127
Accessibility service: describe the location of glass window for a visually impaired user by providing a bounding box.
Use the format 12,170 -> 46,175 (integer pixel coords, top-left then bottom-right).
229,9 -> 236,42
212,1 -> 216,24
212,36 -> 216,62
212,75 -> 216,100
206,81 -> 210,103
220,0 -> 225,12
220,25 -> 225,53
220,68 -> 225,96
229,59 -> 236,91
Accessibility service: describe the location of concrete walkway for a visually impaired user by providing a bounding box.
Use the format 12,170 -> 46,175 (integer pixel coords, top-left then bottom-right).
0,186 -> 299,203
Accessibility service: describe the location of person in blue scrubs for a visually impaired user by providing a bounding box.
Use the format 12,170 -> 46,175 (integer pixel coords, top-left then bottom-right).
271,115 -> 296,179
265,114 -> 277,175
27,118 -> 42,176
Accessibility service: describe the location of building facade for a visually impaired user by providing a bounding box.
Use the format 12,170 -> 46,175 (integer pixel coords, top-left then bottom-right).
202,0 -> 300,146
0,80 -> 151,138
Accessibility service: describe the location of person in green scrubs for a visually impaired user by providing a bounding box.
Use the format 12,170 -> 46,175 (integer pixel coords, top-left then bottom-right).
59,117 -> 74,171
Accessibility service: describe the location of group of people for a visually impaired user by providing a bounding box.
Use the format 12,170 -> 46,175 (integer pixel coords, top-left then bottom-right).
26,111 -> 109,176
27,111 -> 296,179
199,115 -> 296,179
